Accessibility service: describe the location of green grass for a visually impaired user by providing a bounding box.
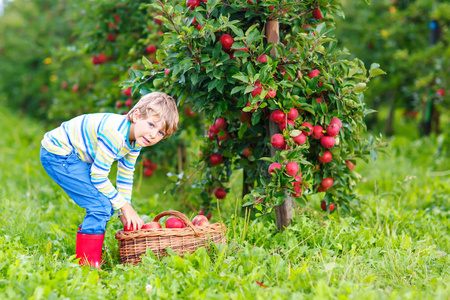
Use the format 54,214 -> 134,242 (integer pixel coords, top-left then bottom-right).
0,104 -> 449,299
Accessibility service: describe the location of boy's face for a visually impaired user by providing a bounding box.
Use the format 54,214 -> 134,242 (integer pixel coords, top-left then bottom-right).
129,110 -> 165,147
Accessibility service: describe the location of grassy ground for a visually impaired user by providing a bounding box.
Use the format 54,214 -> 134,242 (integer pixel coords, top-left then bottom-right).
0,104 -> 449,299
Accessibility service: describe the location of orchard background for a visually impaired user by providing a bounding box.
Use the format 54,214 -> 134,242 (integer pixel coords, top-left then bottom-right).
0,0 -> 449,299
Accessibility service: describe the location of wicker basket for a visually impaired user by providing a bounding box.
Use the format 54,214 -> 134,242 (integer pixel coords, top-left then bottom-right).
115,210 -> 227,265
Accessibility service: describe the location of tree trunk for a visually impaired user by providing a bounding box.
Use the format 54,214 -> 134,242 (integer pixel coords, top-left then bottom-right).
266,19 -> 294,232
385,93 -> 396,136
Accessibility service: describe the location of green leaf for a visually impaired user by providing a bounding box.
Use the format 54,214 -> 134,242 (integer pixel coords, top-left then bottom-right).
369,68 -> 387,77
142,56 -> 153,70
370,149 -> 378,162
238,123 -> 248,139
352,83 -> 367,94
290,130 -> 302,137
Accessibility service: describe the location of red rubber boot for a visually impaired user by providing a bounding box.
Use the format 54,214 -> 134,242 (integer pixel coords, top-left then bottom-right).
75,232 -> 104,268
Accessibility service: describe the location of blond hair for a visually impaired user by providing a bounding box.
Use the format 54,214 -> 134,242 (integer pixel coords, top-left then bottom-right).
126,92 -> 179,137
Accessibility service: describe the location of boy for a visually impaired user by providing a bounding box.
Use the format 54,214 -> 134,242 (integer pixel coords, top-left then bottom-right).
40,92 -> 179,268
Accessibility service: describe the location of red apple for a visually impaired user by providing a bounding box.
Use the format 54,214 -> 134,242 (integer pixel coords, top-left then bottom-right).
271,134 -> 285,148
293,133 -> 306,145
209,124 -> 220,136
186,0 -> 200,10
437,89 -> 445,97
115,100 -> 123,109
256,54 -> 268,63
301,122 -> 314,136
217,130 -> 229,141
214,188 -> 227,199
313,8 -> 323,19
124,224 -> 138,231
219,34 -> 234,50
240,111 -> 252,123
321,136 -> 335,148
196,218 -> 210,226
143,167 -> 153,177
293,184 -> 302,197
72,84 -> 79,93
98,54 -> 107,64
146,45 -> 157,54
154,15 -> 163,24
192,214 -> 208,226
287,108 -> 299,120
61,81 -> 68,89
266,89 -> 276,99
243,146 -> 253,157
107,33 -> 116,42
308,69 -> 321,79
312,125 -> 324,139
321,200 -> 335,212
123,88 -> 132,97
143,158 -> 151,168
268,162 -> 282,174
215,117 -> 227,130
327,124 -> 340,137
318,151 -> 332,163
330,117 -> 342,128
320,177 -> 334,189
345,160 -> 355,171
142,221 -> 161,229
185,108 -> 195,117
210,153 -> 223,165
286,162 -> 299,177
279,119 -> 295,132
125,98 -> 133,108
251,87 -> 263,98
270,110 -> 285,124
165,217 -> 186,228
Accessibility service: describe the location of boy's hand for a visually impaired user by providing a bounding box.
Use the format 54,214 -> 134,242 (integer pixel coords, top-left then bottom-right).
119,202 -> 145,230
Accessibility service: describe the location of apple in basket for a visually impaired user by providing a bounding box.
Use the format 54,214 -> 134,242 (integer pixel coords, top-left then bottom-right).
165,217 -> 186,228
124,224 -> 138,231
192,215 -> 210,226
142,221 -> 162,229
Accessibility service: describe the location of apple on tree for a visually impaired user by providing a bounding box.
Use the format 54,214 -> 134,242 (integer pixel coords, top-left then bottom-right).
321,200 -> 335,212
214,187 -> 227,199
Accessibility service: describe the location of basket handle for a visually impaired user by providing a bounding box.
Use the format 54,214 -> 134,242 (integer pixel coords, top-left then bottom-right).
153,210 -> 200,237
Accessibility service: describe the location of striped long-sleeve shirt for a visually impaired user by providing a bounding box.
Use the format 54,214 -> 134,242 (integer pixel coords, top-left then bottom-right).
41,113 -> 142,210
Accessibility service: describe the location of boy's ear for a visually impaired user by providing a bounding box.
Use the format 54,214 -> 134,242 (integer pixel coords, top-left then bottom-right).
132,109 -> 141,122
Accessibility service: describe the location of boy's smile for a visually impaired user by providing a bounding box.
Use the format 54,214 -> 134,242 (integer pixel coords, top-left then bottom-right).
128,110 -> 165,147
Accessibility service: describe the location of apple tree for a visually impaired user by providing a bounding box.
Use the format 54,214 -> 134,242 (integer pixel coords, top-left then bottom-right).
125,0 -> 386,229
335,0 -> 449,136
